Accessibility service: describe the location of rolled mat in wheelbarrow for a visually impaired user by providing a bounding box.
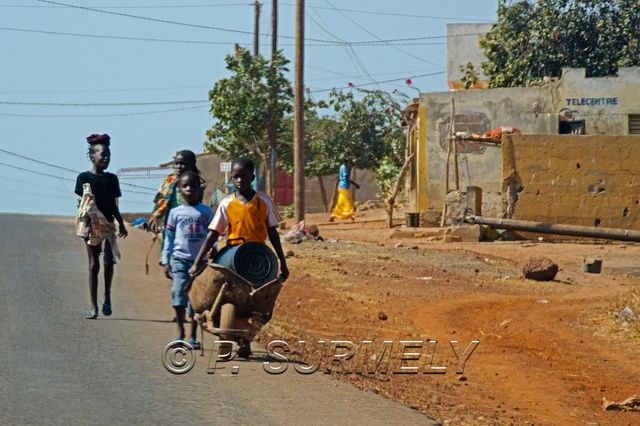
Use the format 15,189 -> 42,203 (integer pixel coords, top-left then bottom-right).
214,242 -> 278,288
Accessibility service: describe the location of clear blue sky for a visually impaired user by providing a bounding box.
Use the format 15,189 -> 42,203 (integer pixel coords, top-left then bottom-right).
0,0 -> 496,216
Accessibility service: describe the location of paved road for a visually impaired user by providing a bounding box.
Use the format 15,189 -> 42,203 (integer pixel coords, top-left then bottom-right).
0,214 -> 436,425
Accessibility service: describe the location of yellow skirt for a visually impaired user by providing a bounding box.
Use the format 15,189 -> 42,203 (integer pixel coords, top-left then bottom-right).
331,188 -> 355,220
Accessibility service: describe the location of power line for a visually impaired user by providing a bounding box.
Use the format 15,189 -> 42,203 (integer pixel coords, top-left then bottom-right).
3,1 -> 494,22
346,33 -> 487,45
0,25 -> 445,48
0,105 -> 207,118
284,2 -> 493,22
0,149 -> 158,193
323,0 -> 441,68
0,173 -> 149,204
307,66 -> 443,79
35,0 -> 339,44
1,2 -> 253,8
0,173 -> 72,195
0,147 -> 77,173
306,9 -> 380,89
0,26 -> 250,46
0,100 -> 208,107
0,84 -> 209,95
33,0 -> 486,46
309,70 -> 445,93
0,161 -> 155,195
0,160 -> 77,182
0,188 -> 151,206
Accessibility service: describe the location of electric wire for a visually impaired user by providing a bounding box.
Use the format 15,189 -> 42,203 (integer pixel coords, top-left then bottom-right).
33,0 -> 487,45
0,100 -> 208,107
6,1 -> 493,22
306,9 -> 380,89
283,2 -> 493,22
0,149 -> 158,192
35,0 -> 340,44
0,161 -> 155,195
323,0 -> 441,68
0,25 -> 445,47
0,105 -> 207,118
309,70 -> 445,93
0,26 -> 249,46
1,3 -> 253,9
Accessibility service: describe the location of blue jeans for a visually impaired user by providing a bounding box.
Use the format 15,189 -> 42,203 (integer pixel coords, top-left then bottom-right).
170,257 -> 194,317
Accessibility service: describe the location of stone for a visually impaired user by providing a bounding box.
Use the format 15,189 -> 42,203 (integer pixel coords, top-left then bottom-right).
446,225 -> 481,242
522,257 -> 559,281
378,311 -> 388,321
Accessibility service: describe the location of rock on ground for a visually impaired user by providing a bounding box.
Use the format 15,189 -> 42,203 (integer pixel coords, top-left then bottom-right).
522,257 -> 559,281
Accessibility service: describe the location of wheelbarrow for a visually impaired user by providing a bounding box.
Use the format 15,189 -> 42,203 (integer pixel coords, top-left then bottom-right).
188,260 -> 282,357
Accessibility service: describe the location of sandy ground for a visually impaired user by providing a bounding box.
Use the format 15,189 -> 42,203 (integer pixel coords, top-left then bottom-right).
254,207 -> 640,425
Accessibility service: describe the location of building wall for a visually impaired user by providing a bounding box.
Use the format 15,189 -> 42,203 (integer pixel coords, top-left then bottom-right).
305,169 -> 380,213
414,67 -> 640,213
503,134 -> 640,229
195,153 -> 379,212
446,23 -> 493,90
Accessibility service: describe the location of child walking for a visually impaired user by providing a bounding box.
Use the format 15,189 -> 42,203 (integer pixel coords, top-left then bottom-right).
189,157 -> 289,357
161,171 -> 214,348
75,133 -> 128,319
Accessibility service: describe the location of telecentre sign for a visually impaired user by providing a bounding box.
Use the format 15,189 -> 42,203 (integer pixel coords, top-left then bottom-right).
565,97 -> 619,106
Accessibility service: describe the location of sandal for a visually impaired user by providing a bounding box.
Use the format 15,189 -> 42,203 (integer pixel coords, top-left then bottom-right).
237,339 -> 252,358
187,339 -> 201,350
84,309 -> 98,319
102,301 -> 112,317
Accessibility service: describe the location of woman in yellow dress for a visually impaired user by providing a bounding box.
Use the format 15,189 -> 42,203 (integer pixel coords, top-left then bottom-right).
329,157 -> 360,222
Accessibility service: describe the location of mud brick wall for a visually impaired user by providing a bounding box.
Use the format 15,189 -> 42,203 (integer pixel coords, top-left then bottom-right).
502,134 -> 640,229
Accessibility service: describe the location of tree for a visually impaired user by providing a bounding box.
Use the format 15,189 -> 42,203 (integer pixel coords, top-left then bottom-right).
279,88 -> 412,226
459,62 -> 479,89
480,0 -> 640,88
205,49 -> 293,196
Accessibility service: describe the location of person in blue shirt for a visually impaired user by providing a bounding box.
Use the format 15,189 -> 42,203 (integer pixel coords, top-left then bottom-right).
329,157 -> 360,222
161,171 -> 214,348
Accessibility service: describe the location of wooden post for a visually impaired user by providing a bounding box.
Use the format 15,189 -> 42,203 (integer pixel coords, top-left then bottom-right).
293,0 -> 305,222
441,99 -> 454,227
452,99 -> 460,190
268,0 -> 278,200
253,1 -> 261,56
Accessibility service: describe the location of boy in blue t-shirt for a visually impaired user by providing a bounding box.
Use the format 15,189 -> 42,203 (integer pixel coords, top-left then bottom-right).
161,171 -> 214,348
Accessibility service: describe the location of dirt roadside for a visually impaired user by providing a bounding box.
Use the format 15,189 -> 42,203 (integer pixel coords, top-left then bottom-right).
258,208 -> 640,425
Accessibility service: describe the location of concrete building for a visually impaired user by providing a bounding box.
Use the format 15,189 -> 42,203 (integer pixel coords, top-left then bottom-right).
446,23 -> 493,90
411,47 -> 640,217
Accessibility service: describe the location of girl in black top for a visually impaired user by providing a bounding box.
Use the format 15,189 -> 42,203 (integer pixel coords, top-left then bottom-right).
75,133 -> 128,319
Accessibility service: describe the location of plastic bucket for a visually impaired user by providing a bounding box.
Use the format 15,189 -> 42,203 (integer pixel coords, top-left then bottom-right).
214,242 -> 278,288
405,212 -> 420,228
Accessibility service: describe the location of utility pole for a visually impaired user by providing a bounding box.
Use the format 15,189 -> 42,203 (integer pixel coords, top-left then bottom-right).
294,0 -> 305,221
268,0 -> 278,200
253,1 -> 261,56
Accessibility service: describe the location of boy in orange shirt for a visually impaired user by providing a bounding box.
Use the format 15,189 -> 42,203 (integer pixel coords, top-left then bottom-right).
189,158 -> 289,356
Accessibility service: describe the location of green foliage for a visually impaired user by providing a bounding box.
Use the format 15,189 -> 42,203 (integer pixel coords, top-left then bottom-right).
375,157 -> 401,199
278,88 -> 410,199
480,0 -> 640,88
459,62 -> 479,89
204,50 -> 293,165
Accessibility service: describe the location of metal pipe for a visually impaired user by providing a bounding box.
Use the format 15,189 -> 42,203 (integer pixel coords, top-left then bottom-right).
466,215 -> 640,243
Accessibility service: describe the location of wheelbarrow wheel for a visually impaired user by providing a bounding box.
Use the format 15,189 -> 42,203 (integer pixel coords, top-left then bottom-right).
217,303 -> 236,357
